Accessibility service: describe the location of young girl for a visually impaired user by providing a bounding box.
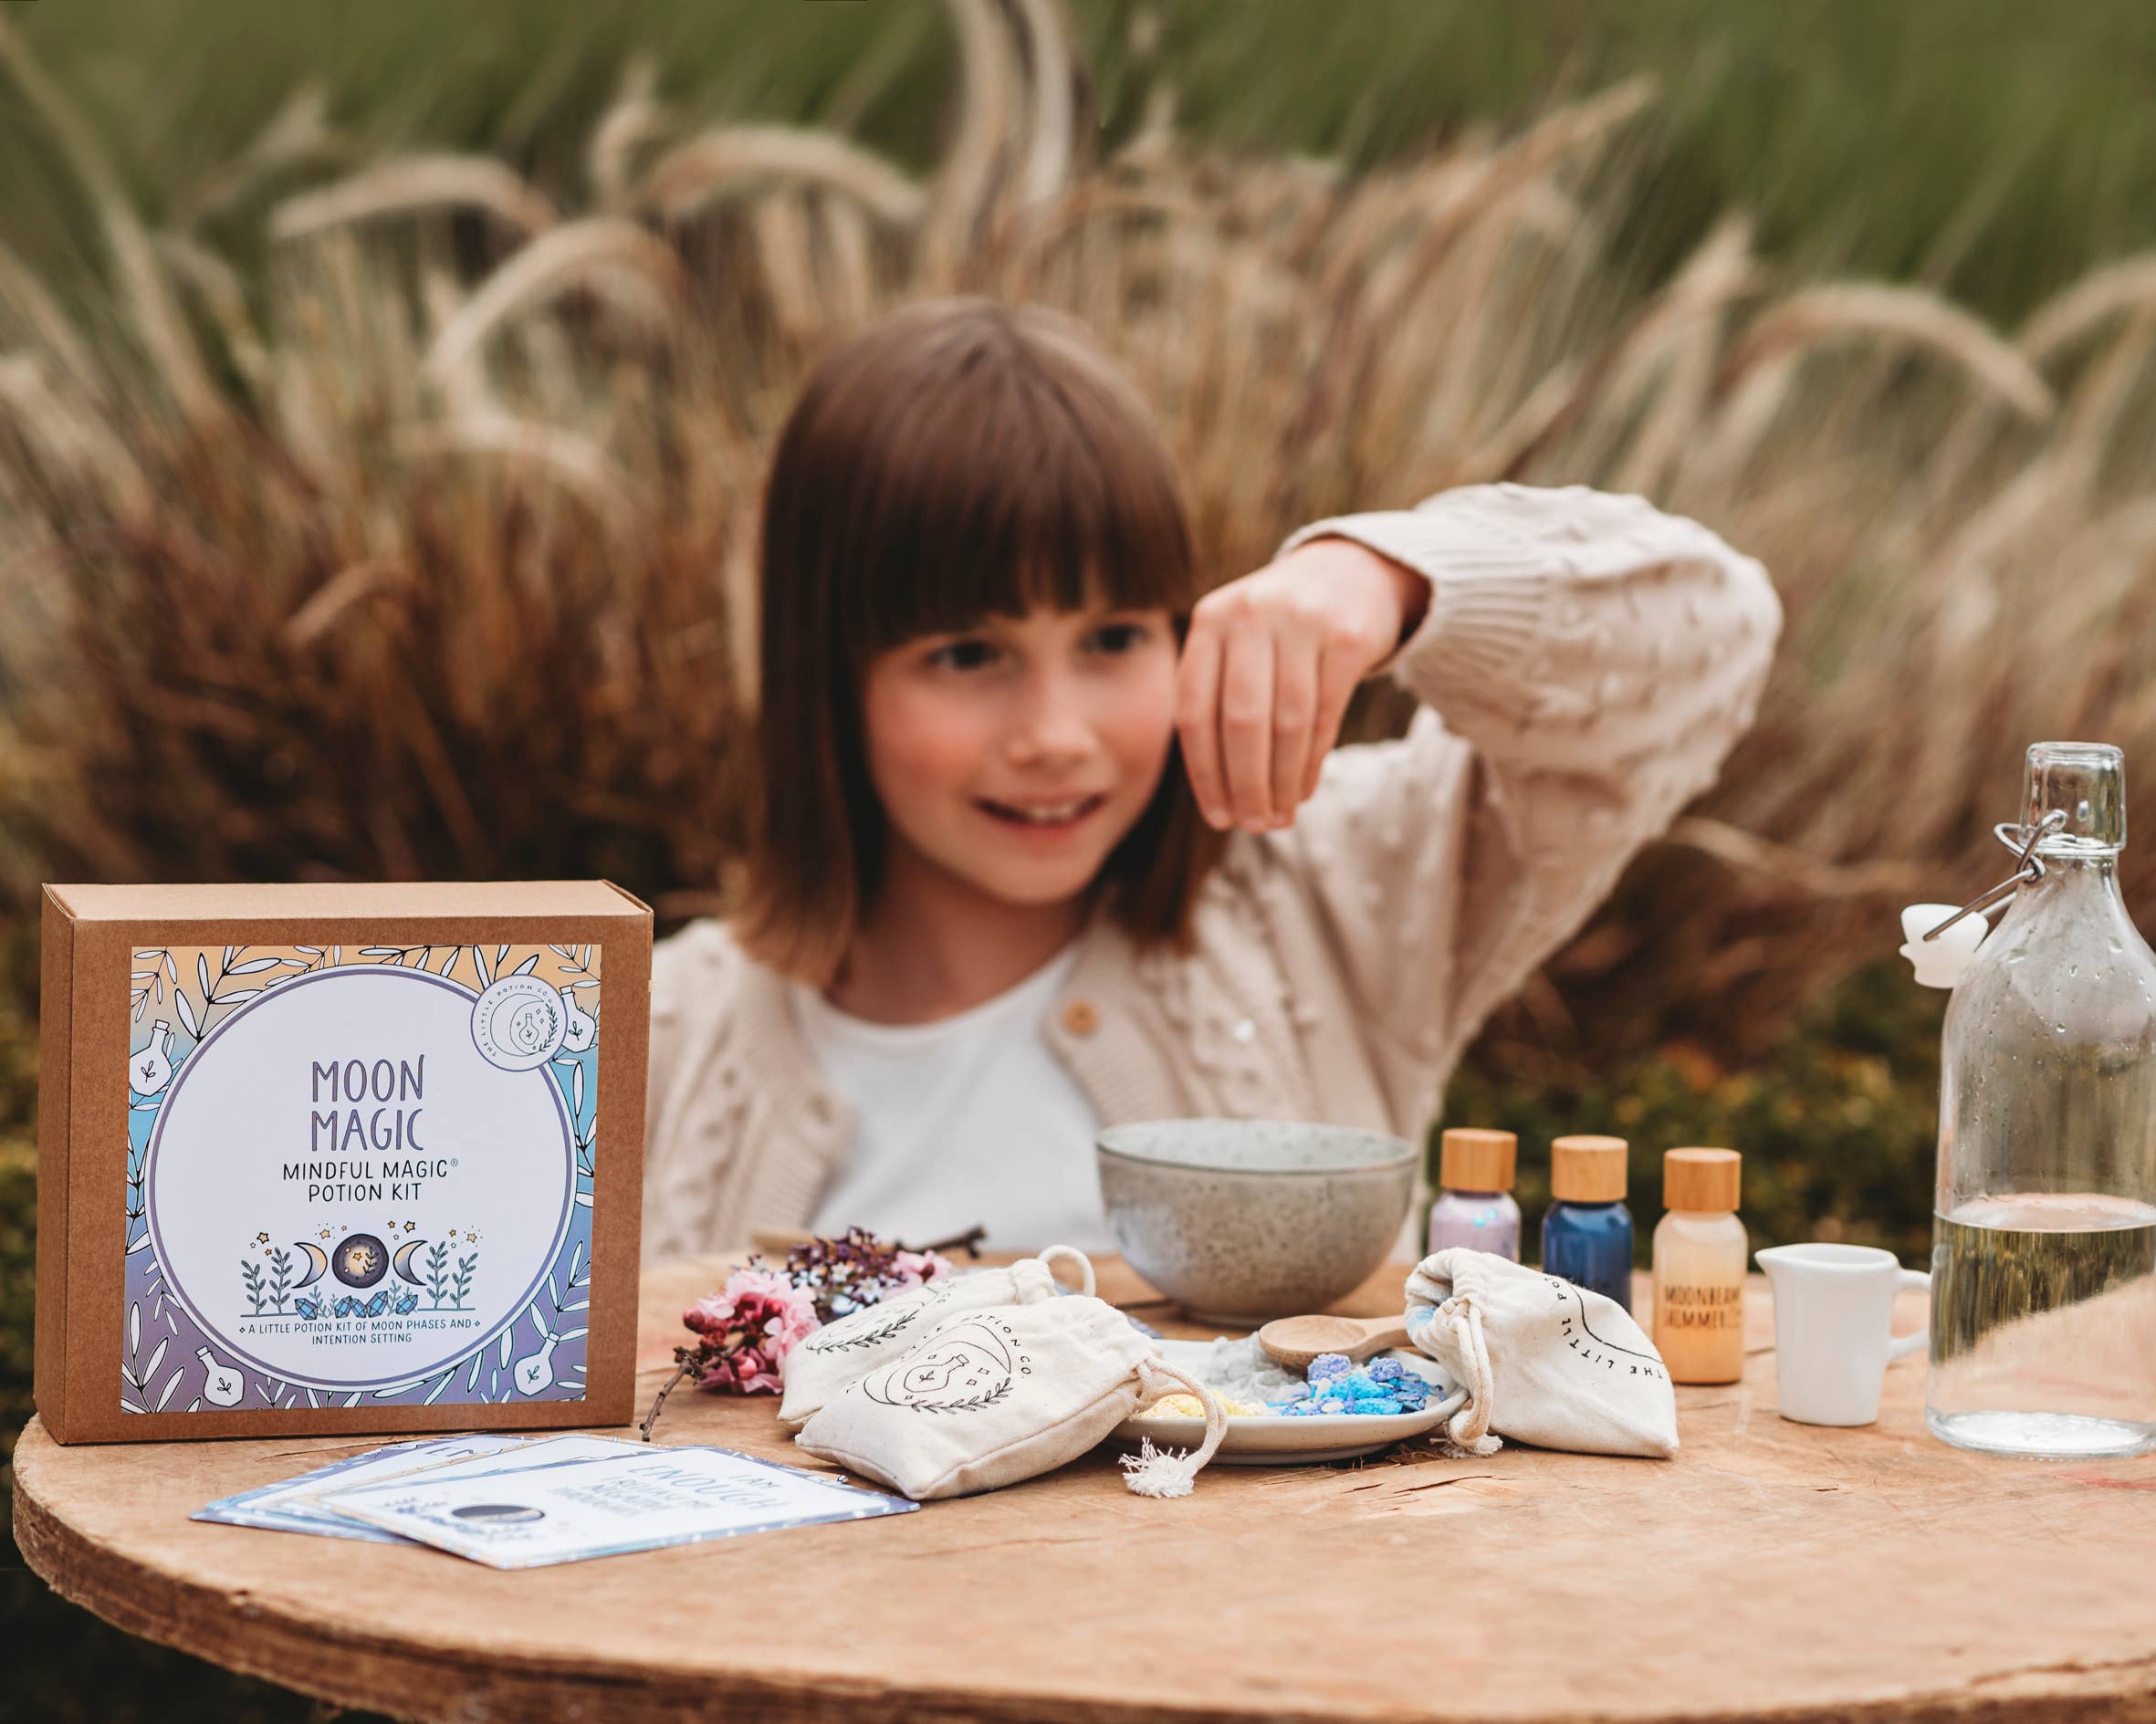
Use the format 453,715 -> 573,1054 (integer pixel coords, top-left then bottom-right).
642,298 -> 1779,1259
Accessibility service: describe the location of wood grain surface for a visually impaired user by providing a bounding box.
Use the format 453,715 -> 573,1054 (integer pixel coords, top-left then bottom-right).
15,1256 -> 2156,1724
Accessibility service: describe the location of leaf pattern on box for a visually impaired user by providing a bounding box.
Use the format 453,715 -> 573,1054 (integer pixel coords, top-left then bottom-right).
120,941 -> 603,1415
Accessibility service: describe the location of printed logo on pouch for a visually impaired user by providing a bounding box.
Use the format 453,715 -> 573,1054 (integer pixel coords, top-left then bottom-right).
470,976 -> 568,1071
1548,1276 -> 1669,1378
860,1316 -> 1029,1414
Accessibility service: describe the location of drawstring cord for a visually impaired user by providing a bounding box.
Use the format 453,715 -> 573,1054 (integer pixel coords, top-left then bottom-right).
1120,1358 -> 1227,1498
1038,1243 -> 1097,1298
1405,1280 -> 1504,1458
1436,1292 -> 1502,1456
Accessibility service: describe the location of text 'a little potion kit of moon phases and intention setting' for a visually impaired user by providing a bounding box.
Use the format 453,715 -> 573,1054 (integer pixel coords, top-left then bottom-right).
34,881 -> 653,1444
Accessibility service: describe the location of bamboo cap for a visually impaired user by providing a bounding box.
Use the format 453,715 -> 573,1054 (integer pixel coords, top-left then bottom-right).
1439,1127 -> 1516,1192
1663,1146 -> 1742,1212
1551,1134 -> 1628,1202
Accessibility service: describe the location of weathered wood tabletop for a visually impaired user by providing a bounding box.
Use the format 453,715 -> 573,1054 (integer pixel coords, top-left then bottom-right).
15,1255 -> 2156,1723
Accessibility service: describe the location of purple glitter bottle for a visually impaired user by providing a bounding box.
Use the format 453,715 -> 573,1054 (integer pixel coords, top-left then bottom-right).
1424,1128 -> 1521,1260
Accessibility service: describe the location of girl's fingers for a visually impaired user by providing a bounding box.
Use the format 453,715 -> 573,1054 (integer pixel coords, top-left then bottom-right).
1303,639 -> 1364,802
1217,623 -> 1277,828
1175,619 -> 1229,826
1270,627 -> 1320,820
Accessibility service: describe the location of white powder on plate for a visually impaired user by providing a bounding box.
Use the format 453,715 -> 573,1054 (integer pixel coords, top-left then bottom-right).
1187,1334 -> 1309,1408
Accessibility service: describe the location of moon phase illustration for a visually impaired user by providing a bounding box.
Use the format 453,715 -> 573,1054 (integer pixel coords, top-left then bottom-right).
392,1238 -> 430,1284
332,1231 -> 389,1288
292,1241 -> 330,1289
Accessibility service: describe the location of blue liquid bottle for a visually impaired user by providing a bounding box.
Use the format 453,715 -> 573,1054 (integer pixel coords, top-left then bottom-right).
1541,1134 -> 1634,1312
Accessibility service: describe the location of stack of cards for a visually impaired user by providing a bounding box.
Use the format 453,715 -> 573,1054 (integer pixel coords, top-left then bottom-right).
195,1433 -> 916,1568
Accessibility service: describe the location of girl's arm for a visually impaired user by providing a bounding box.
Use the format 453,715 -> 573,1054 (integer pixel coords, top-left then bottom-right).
1178,482 -> 1780,1105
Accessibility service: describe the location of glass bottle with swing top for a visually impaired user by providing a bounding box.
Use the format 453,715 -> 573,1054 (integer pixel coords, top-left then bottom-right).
1914,742 -> 2156,1458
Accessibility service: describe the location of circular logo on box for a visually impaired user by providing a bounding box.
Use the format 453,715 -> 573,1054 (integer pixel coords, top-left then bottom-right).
471,976 -> 566,1071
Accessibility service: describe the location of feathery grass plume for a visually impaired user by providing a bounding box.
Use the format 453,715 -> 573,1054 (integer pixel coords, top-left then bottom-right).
423,217 -> 686,384
589,57 -> 667,214
1711,281 -> 2057,458
638,126 -> 927,228
1010,0 -> 1078,209
170,83 -> 341,231
271,153 -> 560,242
2018,249 -> 2156,364
923,0 -> 1024,283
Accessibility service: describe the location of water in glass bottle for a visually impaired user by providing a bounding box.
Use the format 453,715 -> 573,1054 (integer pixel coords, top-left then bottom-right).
1921,741 -> 2156,1458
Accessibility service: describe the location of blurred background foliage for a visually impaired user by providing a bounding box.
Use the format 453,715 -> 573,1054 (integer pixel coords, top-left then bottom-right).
3,2 -> 2152,1718
7,0 -> 2156,324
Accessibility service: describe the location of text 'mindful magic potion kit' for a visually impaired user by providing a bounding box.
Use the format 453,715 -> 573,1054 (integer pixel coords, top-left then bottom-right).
35,881 -> 652,1444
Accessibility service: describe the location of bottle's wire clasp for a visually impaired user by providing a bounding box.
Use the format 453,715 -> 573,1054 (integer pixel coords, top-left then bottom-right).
1921,810 -> 2067,942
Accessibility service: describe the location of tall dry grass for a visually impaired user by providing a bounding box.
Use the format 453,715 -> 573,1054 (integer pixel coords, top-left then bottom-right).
3,0 -> 2154,1071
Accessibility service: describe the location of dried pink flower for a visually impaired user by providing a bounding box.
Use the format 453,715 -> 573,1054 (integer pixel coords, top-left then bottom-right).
640,1226 -> 976,1438
891,1249 -> 952,1289
679,1267 -> 819,1395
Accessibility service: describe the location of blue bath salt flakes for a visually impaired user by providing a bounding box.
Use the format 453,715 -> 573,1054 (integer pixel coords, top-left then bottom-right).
1263,1353 -> 1435,1416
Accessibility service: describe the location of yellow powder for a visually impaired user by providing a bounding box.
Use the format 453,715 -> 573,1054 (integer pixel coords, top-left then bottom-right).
1140,1392 -> 1265,1418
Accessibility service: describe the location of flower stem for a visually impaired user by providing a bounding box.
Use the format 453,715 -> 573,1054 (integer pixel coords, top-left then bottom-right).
638,1357 -> 694,1443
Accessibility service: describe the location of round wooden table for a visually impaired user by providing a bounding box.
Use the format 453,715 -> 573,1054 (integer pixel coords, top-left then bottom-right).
16,1255 -> 2156,1723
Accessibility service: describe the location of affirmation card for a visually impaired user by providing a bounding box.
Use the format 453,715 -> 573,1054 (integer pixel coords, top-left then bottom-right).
315,1444 -> 917,1567
196,1432 -> 643,1542
194,1433 -> 534,1542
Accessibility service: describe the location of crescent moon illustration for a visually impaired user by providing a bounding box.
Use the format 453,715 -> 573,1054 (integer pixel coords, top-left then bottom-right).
292,1241 -> 329,1289
393,1238 -> 429,1285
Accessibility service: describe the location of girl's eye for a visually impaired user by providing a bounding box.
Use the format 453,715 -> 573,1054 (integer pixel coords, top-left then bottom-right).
1087,622 -> 1147,654
926,638 -> 999,672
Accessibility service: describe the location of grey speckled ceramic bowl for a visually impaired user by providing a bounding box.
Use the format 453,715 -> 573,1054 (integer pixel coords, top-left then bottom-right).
1095,1119 -> 1416,1323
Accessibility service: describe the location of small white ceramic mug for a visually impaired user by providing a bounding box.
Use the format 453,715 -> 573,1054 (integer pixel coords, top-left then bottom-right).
1754,1243 -> 1930,1426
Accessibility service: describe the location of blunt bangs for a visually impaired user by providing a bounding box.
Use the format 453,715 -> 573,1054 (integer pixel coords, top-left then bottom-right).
828,307 -> 1195,665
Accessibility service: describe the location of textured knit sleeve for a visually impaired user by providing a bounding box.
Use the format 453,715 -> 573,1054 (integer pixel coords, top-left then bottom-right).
1264,482 -> 1779,1117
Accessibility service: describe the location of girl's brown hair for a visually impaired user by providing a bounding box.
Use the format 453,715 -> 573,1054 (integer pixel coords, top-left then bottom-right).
736,297 -> 1221,985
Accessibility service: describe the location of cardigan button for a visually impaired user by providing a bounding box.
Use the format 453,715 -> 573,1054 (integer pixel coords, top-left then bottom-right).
1061,998 -> 1100,1037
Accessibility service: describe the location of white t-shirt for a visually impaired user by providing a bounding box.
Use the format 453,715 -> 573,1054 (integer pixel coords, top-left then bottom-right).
794,946 -> 1114,1255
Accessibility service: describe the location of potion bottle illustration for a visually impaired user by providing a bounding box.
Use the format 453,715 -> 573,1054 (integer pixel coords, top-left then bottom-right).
514,1325 -> 562,1396
132,1021 -> 174,1096
195,1347 -> 244,1407
560,986 -> 596,1053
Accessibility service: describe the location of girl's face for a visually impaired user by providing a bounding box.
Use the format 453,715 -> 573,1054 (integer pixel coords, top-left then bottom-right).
860,602 -> 1179,912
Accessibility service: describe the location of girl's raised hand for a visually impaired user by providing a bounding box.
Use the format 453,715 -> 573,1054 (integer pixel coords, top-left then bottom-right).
1177,537 -> 1429,831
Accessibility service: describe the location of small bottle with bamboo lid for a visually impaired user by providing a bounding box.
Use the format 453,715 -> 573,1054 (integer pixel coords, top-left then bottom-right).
1652,1147 -> 1747,1384
1426,1128 -> 1520,1260
1542,1134 -> 1634,1312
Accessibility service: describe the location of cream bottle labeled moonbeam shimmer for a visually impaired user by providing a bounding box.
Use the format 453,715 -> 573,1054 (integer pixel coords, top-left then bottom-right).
1652,1148 -> 1747,1384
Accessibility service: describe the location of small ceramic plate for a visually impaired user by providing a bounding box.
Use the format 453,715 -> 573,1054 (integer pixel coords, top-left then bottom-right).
1111,1339 -> 1460,1465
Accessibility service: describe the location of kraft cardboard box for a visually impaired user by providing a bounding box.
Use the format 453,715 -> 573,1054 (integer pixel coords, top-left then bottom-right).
36,882 -> 652,1445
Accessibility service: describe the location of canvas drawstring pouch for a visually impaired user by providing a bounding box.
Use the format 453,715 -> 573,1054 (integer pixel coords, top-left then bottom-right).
1403,1249 -> 1680,1458
793,1293 -> 1228,1501
777,1246 -> 1096,1429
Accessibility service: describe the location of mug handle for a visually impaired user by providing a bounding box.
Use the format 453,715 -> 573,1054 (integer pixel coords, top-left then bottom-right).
1888,1268 -> 1931,1361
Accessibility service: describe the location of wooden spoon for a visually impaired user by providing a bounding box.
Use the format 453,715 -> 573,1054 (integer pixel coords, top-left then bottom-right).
1256,1312 -> 1411,1372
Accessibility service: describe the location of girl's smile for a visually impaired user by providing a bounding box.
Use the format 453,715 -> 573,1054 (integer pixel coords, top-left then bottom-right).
974,793 -> 1108,832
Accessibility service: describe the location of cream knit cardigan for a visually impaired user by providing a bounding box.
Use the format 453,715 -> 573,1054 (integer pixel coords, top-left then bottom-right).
641,484 -> 1781,1260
